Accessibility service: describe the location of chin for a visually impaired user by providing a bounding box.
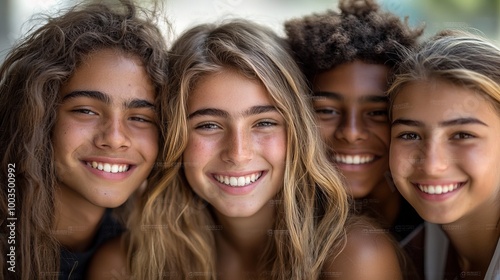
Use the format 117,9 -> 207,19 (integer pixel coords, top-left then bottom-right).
91,196 -> 129,209
348,184 -> 373,199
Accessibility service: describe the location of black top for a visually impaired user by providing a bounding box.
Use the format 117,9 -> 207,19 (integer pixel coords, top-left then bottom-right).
391,197 -> 424,243
58,209 -> 123,280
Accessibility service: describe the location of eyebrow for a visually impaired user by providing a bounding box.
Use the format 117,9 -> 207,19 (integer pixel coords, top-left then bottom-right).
391,117 -> 488,127
62,90 -> 110,104
313,91 -> 388,103
187,105 -> 278,119
62,90 -> 155,110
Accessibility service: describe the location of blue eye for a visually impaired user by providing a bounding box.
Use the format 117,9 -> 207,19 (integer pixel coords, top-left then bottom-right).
196,123 -> 220,130
255,121 -> 276,127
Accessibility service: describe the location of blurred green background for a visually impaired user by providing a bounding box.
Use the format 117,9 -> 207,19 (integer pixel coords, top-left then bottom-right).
1,0 -> 499,62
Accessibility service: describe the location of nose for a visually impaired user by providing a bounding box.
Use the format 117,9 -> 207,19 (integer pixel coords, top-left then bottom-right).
221,127 -> 253,165
334,111 -> 368,143
418,138 -> 449,175
94,117 -> 131,150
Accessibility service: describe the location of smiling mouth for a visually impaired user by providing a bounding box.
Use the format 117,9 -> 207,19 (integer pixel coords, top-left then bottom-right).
416,183 -> 463,194
214,172 -> 263,187
334,154 -> 376,165
86,161 -> 130,173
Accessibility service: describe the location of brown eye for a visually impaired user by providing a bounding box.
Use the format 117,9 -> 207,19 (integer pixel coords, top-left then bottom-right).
452,132 -> 474,139
72,109 -> 97,115
398,132 -> 420,140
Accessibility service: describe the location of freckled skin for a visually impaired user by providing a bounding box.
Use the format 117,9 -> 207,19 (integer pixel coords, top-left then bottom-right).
390,79 -> 500,224
53,49 -> 158,209
183,69 -> 287,219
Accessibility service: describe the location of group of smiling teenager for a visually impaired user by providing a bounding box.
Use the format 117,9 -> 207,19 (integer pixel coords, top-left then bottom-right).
0,0 -> 498,279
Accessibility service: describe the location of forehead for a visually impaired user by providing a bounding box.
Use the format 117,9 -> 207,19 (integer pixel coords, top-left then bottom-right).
188,70 -> 273,111
313,60 -> 390,99
392,79 -> 498,121
61,49 -> 155,102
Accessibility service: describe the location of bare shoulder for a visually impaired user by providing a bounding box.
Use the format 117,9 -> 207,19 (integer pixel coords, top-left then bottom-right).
86,234 -> 129,280
323,216 -> 403,280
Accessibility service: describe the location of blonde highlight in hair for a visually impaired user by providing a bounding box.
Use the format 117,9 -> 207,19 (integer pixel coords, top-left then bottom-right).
388,30 -> 500,118
128,20 -> 349,279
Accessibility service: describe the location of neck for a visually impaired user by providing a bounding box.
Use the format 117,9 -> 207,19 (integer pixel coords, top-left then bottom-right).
54,186 -> 106,252
442,201 -> 500,275
214,202 -> 275,274
361,179 -> 401,227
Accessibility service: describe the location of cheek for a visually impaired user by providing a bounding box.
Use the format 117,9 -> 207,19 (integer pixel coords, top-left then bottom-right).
371,124 -> 390,147
318,122 -> 337,141
136,128 -> 159,161
389,144 -> 413,178
52,120 -> 79,158
183,137 -> 216,168
256,133 -> 287,166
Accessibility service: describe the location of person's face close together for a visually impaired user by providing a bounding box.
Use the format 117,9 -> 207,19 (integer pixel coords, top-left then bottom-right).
312,60 -> 390,198
53,48 -> 158,208
390,79 -> 500,224
183,69 -> 287,219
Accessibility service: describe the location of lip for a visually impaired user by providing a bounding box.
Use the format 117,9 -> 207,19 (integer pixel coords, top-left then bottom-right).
411,180 -> 466,202
82,156 -> 135,165
210,170 -> 266,196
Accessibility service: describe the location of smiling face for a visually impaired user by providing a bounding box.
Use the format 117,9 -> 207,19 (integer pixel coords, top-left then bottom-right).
390,79 -> 500,224
53,48 -> 158,209
312,60 -> 390,198
183,69 -> 287,219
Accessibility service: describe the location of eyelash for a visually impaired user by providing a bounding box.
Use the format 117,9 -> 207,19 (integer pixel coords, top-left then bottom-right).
195,122 -> 220,130
194,120 -> 278,130
129,116 -> 153,123
71,109 -> 153,124
397,132 -> 476,141
368,110 -> 388,117
315,109 -> 340,115
255,120 -> 277,127
451,132 -> 474,139
397,132 -> 421,140
72,108 -> 97,115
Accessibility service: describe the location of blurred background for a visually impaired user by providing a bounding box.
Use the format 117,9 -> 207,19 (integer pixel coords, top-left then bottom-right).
1,0 -> 499,62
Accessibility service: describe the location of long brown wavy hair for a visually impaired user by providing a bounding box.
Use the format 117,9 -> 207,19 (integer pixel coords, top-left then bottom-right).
127,20 -> 350,279
0,1 -> 168,279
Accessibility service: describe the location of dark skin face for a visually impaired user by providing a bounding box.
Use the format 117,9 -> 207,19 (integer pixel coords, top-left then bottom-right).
312,60 -> 391,199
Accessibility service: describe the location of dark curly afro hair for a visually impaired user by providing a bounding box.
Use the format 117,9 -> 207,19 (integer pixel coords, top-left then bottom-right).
285,0 -> 424,80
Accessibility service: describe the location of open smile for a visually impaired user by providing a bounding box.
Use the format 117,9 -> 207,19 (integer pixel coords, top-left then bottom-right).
213,171 -> 263,187
414,182 -> 465,195
85,161 -> 131,174
333,153 -> 378,165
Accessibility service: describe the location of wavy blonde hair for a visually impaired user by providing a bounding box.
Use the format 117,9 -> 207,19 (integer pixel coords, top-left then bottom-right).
388,30 -> 500,116
128,20 -> 349,279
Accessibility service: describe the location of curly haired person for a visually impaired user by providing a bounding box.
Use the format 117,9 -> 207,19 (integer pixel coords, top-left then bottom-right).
285,0 -> 425,277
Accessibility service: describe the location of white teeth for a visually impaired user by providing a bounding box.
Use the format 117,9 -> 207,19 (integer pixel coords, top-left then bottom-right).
335,154 -> 375,165
87,161 -> 129,174
214,172 -> 262,187
230,177 -> 237,186
418,183 -> 460,194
